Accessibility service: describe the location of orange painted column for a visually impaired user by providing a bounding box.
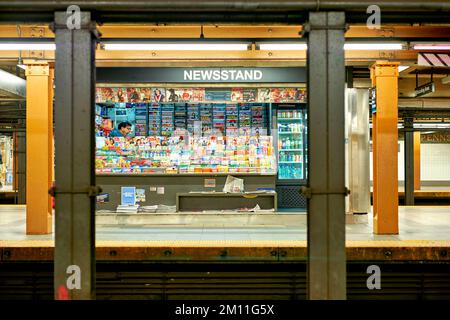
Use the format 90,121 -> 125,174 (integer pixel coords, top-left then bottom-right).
26,63 -> 53,234
414,131 -> 421,190
371,61 -> 399,235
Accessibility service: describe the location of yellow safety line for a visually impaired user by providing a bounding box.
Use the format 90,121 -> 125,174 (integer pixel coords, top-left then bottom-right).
1,239 -> 450,248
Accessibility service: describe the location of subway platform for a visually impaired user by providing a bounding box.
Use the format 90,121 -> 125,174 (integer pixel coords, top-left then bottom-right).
1,205 -> 450,300
1,205 -> 450,260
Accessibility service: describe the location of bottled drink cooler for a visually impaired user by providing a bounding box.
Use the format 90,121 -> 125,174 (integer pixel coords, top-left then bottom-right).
275,103 -> 308,209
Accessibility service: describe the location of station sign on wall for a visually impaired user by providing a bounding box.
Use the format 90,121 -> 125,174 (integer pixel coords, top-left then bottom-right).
97,67 -> 306,83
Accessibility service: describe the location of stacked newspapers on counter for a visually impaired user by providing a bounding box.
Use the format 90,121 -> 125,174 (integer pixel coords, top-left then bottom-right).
116,204 -> 139,213
140,205 -> 158,213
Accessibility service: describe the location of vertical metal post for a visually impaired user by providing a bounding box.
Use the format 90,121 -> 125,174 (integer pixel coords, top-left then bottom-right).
371,61 -> 399,234
304,12 -> 347,300
17,119 -> 26,204
25,63 -> 53,234
53,11 -> 98,300
404,117 -> 415,205
414,132 -> 421,190
347,89 -> 370,214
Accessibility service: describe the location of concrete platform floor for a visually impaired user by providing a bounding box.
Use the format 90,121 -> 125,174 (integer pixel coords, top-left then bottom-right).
0,205 -> 450,242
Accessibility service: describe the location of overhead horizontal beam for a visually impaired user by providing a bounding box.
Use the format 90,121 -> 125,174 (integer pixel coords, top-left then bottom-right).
2,25 -> 450,39
0,49 -> 418,67
0,13 -> 450,24
0,0 -> 449,12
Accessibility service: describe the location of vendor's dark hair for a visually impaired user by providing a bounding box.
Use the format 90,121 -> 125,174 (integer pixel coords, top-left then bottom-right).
118,121 -> 132,130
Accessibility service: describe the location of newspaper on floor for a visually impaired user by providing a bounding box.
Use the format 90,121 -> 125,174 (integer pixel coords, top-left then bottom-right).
238,204 -> 275,213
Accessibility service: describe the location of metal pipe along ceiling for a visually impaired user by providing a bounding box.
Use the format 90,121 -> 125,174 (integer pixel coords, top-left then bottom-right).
0,0 -> 449,11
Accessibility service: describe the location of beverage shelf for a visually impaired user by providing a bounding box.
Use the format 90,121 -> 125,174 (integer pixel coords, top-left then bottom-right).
279,149 -> 302,152
279,161 -> 303,164
278,132 -> 303,135
278,118 -> 303,121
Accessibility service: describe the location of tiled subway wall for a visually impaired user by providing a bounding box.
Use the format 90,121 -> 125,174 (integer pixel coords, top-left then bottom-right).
421,143 -> 450,181
370,141 -> 450,182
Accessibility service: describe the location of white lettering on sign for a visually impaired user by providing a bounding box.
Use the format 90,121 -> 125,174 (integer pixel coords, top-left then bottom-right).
183,69 -> 264,81
183,70 -> 192,80
213,70 -> 221,81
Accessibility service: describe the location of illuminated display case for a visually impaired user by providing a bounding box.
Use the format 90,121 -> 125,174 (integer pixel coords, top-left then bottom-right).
95,135 -> 276,174
95,87 -> 306,176
276,105 -> 307,180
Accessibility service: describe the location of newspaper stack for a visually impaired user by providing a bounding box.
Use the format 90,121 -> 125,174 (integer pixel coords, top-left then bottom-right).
140,205 -> 158,213
157,204 -> 177,213
116,205 -> 139,213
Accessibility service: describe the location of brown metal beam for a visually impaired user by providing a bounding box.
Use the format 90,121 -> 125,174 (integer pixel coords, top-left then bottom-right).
1,240 -> 450,262
0,49 -> 418,67
2,25 -> 450,39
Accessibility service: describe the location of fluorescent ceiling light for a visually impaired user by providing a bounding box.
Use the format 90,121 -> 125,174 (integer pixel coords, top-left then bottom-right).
344,43 -> 403,50
259,43 -> 307,51
103,43 -> 249,51
398,65 -> 410,72
0,43 -> 55,51
258,42 -> 403,51
414,123 -> 450,129
413,44 -> 450,50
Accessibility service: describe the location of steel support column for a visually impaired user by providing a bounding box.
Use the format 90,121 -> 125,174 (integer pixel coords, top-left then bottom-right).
347,88 -> 370,214
304,12 -> 347,300
414,132 -> 421,190
25,63 -> 53,234
53,12 -> 98,300
12,130 -> 17,192
404,118 -> 415,205
371,61 -> 399,234
17,119 -> 26,204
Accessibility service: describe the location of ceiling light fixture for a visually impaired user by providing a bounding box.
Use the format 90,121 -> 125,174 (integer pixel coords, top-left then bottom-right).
0,42 -> 55,50
258,43 -> 308,51
413,44 -> 450,50
103,42 -> 249,51
414,123 -> 450,129
344,43 -> 403,50
258,42 -> 403,51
